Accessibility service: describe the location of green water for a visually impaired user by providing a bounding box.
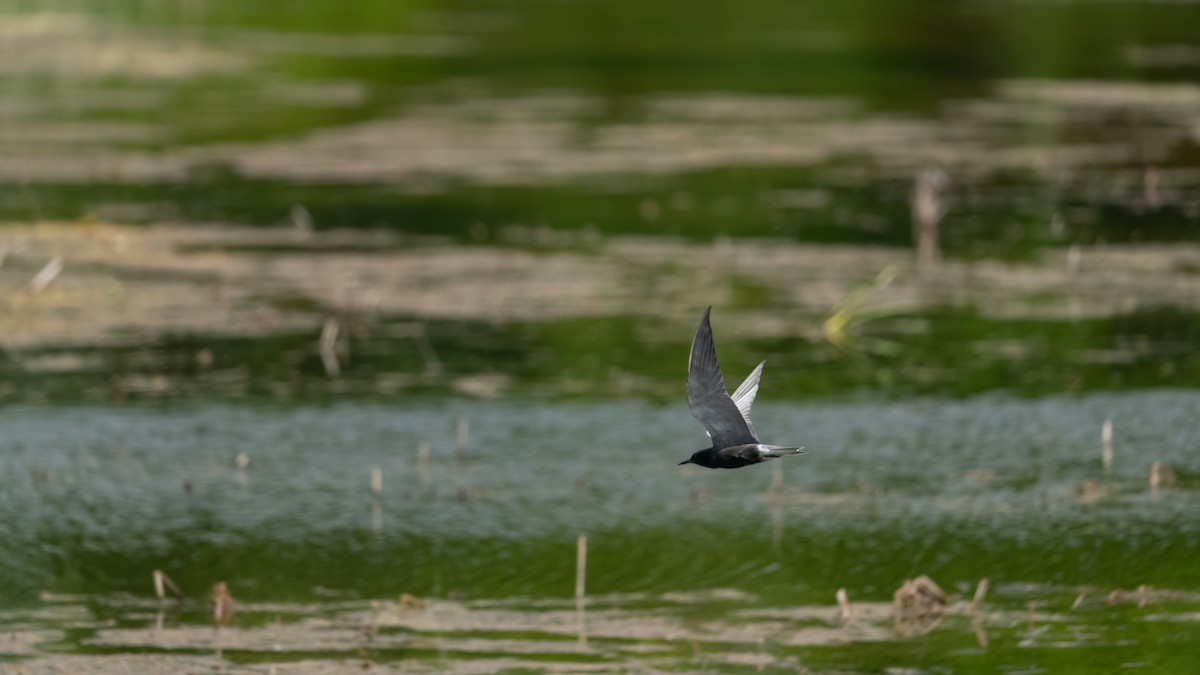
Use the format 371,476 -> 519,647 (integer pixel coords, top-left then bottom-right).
7,306 -> 1200,404
2,394 -> 1199,671
5,394 -> 1200,601
4,0 -> 1200,671
4,0 -> 1200,257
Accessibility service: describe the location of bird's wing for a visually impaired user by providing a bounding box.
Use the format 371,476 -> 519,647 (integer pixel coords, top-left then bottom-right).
730,361 -> 764,438
686,307 -> 759,447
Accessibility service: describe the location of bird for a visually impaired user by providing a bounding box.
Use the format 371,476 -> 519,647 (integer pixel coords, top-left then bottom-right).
678,307 -> 805,469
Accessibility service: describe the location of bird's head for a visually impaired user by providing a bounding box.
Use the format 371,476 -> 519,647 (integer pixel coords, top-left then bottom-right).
678,449 -> 710,467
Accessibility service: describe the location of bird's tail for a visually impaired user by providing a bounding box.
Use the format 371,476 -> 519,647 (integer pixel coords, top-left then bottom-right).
763,446 -> 806,458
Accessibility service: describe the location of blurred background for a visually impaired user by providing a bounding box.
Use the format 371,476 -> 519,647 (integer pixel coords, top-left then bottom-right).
2,1 -> 1200,672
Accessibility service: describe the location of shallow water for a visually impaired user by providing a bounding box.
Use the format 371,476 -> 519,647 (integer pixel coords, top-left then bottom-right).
3,393 -> 1199,670
4,0 -> 1200,671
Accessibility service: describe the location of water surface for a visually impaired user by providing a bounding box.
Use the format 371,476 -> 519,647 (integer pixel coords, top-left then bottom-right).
4,0 -> 1200,671
3,393 -> 1199,671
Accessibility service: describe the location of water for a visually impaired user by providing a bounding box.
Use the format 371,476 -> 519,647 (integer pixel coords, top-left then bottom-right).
3,0 -> 1200,257
3,394 -> 1199,670
4,0 -> 1200,671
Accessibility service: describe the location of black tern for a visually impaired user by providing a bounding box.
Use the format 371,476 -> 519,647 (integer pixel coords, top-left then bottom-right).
678,307 -> 804,469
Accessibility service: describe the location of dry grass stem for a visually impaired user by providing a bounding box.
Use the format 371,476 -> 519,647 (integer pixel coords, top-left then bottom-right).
971,578 -> 989,613
456,417 -> 470,458
1101,419 -> 1113,472
210,581 -> 236,629
1150,461 -> 1175,490
416,440 -> 431,481
152,570 -> 185,603
911,166 -> 947,271
836,588 -> 851,624
370,466 -> 383,497
27,256 -> 63,294
576,533 -> 588,645
319,317 -> 341,378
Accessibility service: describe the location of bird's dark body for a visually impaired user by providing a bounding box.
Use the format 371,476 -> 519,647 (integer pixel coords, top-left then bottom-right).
678,307 -> 805,469
685,444 -> 799,469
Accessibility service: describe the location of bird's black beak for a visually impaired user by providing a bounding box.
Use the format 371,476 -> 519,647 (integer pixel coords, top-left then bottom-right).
678,458 -> 692,465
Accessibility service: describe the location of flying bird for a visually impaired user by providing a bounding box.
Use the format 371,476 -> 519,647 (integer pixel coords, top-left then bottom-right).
679,307 -> 805,469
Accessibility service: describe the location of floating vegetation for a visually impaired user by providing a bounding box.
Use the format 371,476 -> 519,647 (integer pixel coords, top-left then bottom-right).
6,584 -> 1200,673
893,575 -> 948,636
3,223 -> 1200,403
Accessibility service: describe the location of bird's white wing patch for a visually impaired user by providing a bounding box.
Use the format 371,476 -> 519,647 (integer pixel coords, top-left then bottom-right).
730,361 -> 764,429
